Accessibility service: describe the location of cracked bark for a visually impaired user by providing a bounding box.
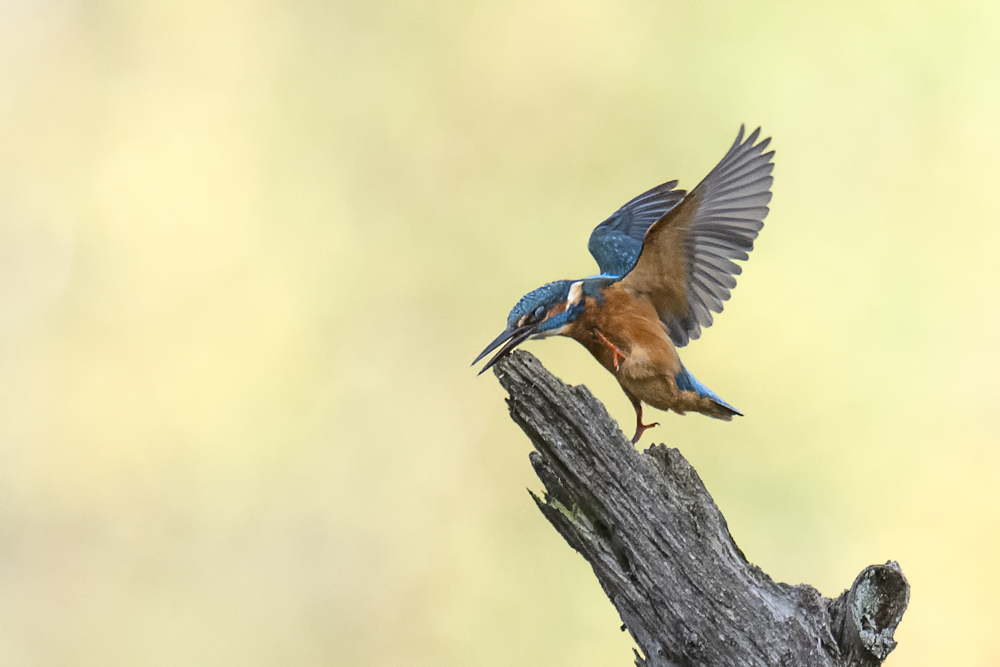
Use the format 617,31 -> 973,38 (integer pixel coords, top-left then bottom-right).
493,350 -> 908,667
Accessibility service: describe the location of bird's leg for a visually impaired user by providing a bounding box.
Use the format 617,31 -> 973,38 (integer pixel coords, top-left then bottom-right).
627,392 -> 659,444
592,329 -> 626,371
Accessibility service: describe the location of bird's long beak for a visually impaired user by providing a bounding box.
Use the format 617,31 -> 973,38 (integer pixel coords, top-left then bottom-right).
472,324 -> 537,375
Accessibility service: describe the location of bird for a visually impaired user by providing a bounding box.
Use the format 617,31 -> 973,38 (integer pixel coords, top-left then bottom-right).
473,126 -> 774,443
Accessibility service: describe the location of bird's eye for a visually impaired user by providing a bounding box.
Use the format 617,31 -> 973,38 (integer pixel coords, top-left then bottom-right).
533,306 -> 546,320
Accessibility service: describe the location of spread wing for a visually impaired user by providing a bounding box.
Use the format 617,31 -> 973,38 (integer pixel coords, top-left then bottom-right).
587,180 -> 686,278
620,126 -> 774,346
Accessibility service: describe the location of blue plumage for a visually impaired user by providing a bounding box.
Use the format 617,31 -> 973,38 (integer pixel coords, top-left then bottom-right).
674,364 -> 742,416
507,281 -> 573,328
588,180 -> 686,277
587,230 -> 644,278
537,302 -> 584,333
505,280 -> 588,334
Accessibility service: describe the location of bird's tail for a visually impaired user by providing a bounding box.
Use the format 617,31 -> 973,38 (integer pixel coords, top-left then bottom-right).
675,364 -> 743,419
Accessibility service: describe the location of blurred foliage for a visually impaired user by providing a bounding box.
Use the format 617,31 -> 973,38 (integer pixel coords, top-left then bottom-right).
1,1 -> 999,665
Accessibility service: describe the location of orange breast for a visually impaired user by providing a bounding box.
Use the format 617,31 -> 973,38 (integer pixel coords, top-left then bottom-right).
563,282 -> 736,420
566,283 -> 681,381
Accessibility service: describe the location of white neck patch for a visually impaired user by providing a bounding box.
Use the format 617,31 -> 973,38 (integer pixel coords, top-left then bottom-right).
566,280 -> 584,308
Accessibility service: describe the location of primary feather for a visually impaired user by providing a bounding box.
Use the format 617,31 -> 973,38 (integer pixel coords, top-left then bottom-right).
620,126 -> 774,346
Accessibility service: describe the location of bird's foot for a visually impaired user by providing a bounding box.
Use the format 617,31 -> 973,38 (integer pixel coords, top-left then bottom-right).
629,400 -> 659,443
593,329 -> 626,371
631,419 -> 660,444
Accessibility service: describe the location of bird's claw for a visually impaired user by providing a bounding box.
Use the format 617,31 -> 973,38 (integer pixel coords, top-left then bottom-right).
631,420 -> 660,444
593,329 -> 627,371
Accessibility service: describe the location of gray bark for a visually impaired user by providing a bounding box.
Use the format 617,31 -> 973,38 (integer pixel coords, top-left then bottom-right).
492,350 -> 908,667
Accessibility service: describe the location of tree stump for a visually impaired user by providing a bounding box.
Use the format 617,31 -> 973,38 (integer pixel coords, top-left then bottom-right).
493,350 -> 908,667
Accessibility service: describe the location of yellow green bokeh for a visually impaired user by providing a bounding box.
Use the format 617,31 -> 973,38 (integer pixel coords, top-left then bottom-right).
2,2 -> 999,665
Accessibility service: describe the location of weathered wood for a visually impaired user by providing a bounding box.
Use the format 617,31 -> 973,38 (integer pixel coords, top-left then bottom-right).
493,350 -> 908,667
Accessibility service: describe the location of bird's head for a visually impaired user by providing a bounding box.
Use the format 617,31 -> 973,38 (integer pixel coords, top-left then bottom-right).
473,279 -> 586,374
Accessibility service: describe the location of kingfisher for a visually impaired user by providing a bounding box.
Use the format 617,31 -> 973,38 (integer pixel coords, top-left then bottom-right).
473,126 -> 774,443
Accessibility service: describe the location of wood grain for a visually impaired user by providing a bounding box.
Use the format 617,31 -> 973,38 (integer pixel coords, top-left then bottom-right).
493,350 -> 908,667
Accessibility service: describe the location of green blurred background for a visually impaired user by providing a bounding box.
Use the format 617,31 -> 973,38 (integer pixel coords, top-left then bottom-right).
2,1 -> 998,665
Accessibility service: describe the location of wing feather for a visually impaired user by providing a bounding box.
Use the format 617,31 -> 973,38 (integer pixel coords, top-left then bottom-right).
587,180 -> 686,278
620,126 -> 774,346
